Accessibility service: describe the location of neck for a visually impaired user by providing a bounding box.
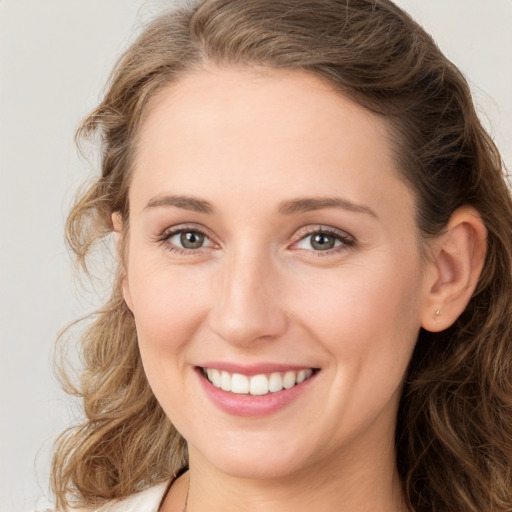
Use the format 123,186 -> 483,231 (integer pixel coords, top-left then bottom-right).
189,462 -> 404,512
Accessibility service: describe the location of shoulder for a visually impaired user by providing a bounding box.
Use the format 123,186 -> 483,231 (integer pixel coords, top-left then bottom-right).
35,481 -> 170,512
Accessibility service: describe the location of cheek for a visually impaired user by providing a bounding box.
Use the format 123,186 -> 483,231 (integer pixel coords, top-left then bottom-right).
298,259 -> 421,338
297,260 -> 423,438
126,261 -> 214,423
292,254 -> 423,390
126,259 -> 212,357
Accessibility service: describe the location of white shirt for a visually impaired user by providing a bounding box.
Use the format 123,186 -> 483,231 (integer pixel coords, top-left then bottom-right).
36,482 -> 169,512
95,482 -> 169,512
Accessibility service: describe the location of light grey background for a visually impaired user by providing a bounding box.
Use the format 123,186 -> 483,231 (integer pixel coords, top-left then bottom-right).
1,1 -> 510,511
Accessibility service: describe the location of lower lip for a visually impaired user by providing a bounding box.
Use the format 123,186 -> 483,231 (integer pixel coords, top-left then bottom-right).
196,368 -> 317,417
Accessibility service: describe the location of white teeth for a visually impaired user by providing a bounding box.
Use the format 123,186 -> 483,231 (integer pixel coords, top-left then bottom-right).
296,369 -> 308,383
283,371 -> 296,389
231,373 -> 250,394
249,374 -> 269,395
204,368 -> 315,395
220,371 -> 231,391
268,372 -> 283,392
210,369 -> 221,388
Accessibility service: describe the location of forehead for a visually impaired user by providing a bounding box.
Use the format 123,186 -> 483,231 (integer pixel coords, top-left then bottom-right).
137,66 -> 393,165
131,66 -> 412,223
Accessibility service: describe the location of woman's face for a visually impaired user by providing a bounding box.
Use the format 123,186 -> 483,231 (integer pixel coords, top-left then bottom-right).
123,68 -> 433,479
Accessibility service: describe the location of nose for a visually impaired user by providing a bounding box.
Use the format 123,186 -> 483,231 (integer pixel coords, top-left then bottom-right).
207,247 -> 288,347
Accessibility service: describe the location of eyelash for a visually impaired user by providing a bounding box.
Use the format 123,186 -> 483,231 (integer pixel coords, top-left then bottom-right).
156,224 -> 215,256
156,224 -> 356,257
292,226 -> 356,257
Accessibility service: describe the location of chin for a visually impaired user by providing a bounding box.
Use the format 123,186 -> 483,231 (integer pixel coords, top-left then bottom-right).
214,454 -> 309,480
189,432 -> 317,480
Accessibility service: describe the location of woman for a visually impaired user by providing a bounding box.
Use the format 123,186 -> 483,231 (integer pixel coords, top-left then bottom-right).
50,0 -> 512,511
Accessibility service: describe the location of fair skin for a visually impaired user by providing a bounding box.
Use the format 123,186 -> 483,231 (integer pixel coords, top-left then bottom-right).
116,67 -> 486,512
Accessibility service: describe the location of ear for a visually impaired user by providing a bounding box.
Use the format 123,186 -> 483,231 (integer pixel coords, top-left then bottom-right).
421,207 -> 487,332
112,212 -> 134,312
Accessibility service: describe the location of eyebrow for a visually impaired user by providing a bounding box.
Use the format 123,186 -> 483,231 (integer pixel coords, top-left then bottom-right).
143,194 -> 377,218
278,197 -> 377,218
144,195 -> 215,214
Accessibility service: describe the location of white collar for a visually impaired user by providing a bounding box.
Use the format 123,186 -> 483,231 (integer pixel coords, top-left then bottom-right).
95,481 -> 169,512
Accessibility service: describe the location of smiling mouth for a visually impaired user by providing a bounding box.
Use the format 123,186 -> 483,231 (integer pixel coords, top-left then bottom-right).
200,367 -> 317,396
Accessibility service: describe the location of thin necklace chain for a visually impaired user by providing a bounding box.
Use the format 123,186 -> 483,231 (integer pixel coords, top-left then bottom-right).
181,474 -> 190,512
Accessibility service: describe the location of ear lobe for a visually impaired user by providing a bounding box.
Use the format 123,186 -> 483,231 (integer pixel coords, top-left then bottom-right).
111,212 -> 134,312
421,207 -> 487,332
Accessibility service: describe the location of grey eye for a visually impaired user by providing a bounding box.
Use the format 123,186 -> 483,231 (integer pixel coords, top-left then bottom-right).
295,231 -> 344,251
179,231 -> 205,249
310,233 -> 336,250
167,229 -> 210,250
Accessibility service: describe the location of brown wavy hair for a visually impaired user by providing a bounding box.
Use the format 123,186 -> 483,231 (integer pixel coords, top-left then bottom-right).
52,1 -> 512,510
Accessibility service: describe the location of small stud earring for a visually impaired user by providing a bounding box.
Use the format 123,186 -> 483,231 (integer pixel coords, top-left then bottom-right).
434,309 -> 441,319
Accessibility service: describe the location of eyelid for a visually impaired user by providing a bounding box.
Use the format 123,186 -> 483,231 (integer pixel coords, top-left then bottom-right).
156,223 -> 218,253
290,225 -> 356,253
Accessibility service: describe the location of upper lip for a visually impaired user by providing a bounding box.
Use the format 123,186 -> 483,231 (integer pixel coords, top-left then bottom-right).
198,362 -> 318,376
